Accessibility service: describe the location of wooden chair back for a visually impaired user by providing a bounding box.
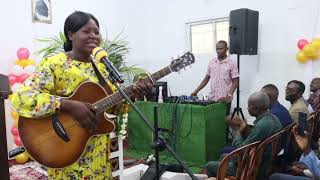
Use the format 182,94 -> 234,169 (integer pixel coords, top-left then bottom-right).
216,141 -> 260,180
282,122 -> 296,150
247,129 -> 285,180
313,111 -> 320,136
309,111 -> 320,149
307,113 -> 316,136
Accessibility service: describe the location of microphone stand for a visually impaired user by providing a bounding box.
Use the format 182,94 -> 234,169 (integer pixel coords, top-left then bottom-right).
231,54 -> 245,120
153,105 -> 161,180
107,75 -> 197,180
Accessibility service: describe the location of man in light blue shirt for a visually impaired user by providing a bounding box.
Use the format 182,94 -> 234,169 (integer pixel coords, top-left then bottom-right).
296,126 -> 320,180
269,126 -> 320,180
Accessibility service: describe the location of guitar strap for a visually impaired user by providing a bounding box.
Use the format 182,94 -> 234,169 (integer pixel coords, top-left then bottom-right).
91,58 -> 122,116
91,57 -> 121,118
90,58 -> 113,95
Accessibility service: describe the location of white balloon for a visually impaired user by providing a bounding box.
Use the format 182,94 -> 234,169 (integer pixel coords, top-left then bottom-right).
34,58 -> 42,65
24,65 -> 36,74
11,83 -> 22,92
11,65 -> 24,76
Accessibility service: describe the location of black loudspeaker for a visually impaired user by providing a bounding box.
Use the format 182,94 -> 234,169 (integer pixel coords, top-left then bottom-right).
229,8 -> 259,55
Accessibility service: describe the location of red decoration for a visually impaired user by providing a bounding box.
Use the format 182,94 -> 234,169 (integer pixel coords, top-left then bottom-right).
17,48 -> 30,60
14,136 -> 23,146
16,73 -> 30,83
11,126 -> 19,136
8,74 -> 17,86
297,39 -> 309,50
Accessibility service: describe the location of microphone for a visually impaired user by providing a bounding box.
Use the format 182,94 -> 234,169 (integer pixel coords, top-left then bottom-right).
92,47 -> 124,84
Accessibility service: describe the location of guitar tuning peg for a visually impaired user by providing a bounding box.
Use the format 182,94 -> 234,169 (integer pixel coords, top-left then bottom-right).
189,65 -> 192,68
184,67 -> 186,71
177,71 -> 181,74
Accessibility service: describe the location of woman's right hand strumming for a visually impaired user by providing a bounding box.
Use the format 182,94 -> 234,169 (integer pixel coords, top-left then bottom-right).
60,99 -> 97,133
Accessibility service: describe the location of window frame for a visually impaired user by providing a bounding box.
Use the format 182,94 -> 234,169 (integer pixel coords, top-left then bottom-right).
186,17 -> 229,54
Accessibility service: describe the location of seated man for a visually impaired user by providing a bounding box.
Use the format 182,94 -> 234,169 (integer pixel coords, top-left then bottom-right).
285,80 -> 309,122
308,78 -> 320,112
285,80 -> 311,161
308,78 -> 320,149
269,126 -> 320,180
261,84 -> 293,165
206,92 -> 282,179
261,84 -> 292,127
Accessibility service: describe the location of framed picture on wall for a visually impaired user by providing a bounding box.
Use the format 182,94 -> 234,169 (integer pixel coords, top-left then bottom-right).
32,0 -> 52,24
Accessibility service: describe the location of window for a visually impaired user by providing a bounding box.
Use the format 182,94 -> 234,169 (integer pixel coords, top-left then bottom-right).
187,19 -> 229,54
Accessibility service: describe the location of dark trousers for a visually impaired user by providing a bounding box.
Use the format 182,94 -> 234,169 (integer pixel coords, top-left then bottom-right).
225,102 -> 231,141
226,102 -> 231,115
206,155 -> 236,177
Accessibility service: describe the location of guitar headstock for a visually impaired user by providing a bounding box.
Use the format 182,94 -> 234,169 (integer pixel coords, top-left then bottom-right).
170,52 -> 195,72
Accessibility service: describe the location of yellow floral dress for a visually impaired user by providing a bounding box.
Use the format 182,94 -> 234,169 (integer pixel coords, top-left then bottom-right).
10,52 -> 115,179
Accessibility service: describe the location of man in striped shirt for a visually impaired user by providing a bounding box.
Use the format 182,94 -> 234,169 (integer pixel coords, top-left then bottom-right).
308,78 -> 320,112
308,78 -> 320,150
191,40 -> 239,115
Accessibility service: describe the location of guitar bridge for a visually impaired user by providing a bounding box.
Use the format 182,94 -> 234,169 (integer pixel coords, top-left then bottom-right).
52,115 -> 70,142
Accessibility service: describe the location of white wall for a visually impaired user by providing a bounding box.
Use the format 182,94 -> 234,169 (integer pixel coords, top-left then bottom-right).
106,0 -> 320,121
0,0 -> 115,73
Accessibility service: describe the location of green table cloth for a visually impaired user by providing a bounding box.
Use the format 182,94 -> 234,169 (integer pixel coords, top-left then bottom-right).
128,101 -> 226,164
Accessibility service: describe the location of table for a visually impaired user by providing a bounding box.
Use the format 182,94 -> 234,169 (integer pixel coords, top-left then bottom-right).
128,101 -> 226,165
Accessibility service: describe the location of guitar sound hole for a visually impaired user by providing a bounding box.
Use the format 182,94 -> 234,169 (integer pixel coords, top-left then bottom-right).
52,115 -> 70,142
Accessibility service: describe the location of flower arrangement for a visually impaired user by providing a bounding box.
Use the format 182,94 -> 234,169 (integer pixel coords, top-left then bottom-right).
117,102 -> 130,139
35,31 -> 146,77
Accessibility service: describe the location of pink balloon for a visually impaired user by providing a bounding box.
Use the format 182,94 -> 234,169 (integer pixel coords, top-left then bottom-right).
17,48 -> 30,60
16,73 -> 30,83
11,126 -> 19,136
14,136 -> 22,146
297,39 -> 309,50
8,74 -> 17,86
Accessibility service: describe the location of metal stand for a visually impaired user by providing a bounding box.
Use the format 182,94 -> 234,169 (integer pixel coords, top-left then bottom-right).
110,81 -> 197,180
231,54 -> 245,120
0,74 -> 11,179
152,105 -> 162,180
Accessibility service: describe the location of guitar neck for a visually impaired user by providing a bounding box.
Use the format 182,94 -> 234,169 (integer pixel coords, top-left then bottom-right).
93,65 -> 173,114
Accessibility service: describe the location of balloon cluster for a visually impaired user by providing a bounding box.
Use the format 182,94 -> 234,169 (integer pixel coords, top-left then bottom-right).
296,38 -> 320,63
8,48 -> 36,92
10,111 -> 29,163
9,48 -> 36,164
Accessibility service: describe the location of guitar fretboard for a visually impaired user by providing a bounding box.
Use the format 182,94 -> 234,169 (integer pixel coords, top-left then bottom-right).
92,65 -> 173,114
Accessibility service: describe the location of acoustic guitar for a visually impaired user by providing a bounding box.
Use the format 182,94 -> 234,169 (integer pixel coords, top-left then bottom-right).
18,52 -> 195,168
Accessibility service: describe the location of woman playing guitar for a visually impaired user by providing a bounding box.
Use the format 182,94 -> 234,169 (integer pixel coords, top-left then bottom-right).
10,11 -> 152,179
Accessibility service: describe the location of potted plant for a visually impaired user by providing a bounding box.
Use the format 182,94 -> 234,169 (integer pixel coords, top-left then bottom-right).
35,32 -> 146,79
